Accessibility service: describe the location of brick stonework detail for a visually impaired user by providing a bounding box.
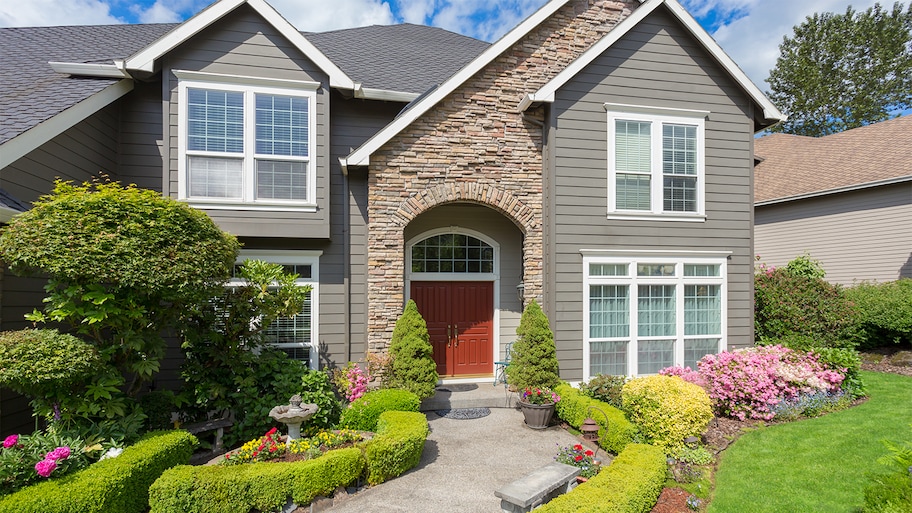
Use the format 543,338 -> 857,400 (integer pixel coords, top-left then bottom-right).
366,0 -> 637,352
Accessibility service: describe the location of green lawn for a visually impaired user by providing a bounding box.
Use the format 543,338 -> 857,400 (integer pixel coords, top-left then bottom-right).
709,371 -> 912,513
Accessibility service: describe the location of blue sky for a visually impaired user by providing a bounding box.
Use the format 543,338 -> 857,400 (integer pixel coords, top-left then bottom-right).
0,0 -> 886,89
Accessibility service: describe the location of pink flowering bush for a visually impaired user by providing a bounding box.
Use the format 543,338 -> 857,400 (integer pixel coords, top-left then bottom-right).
0,431 -> 93,495
334,362 -> 371,402
672,345 -> 846,421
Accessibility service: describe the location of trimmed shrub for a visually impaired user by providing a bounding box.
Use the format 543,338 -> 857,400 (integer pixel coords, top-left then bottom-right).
386,300 -> 438,399
621,376 -> 713,453
148,448 -> 364,513
846,279 -> 912,348
579,374 -> 626,409
535,443 -> 666,513
338,389 -> 421,431
0,329 -> 98,396
507,300 -> 560,390
0,430 -> 197,513
553,384 -> 635,454
364,411 -> 430,485
755,266 -> 857,347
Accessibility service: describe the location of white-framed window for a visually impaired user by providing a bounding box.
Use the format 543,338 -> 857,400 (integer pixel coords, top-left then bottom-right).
176,71 -> 318,210
229,250 -> 321,370
606,104 -> 708,219
582,252 -> 727,380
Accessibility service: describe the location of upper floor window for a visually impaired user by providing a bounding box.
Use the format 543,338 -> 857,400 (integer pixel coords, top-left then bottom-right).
606,104 -> 708,219
177,72 -> 317,209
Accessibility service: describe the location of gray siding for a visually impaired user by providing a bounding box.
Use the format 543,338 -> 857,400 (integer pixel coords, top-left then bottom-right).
118,80 -> 165,191
548,6 -> 757,380
755,183 -> 912,285
164,4 -> 331,238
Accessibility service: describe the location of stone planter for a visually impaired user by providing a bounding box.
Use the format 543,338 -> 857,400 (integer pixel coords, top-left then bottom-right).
518,401 -> 555,429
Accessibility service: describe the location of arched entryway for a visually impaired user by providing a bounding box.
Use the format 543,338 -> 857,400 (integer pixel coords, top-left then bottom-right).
404,204 -> 524,379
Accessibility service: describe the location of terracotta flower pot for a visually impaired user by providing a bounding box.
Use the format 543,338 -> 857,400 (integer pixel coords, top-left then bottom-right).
518,401 -> 554,429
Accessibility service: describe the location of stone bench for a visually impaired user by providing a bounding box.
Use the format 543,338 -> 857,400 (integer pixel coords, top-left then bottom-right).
494,461 -> 581,512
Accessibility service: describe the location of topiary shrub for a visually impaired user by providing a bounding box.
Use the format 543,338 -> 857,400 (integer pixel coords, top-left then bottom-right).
621,375 -> 713,453
0,430 -> 197,513
364,411 -> 429,485
553,383 -> 635,454
385,300 -> 438,399
506,300 -> 560,390
0,328 -> 99,401
846,279 -> 912,348
579,374 -> 626,409
338,389 -> 421,432
535,443 -> 666,513
148,447 -> 364,513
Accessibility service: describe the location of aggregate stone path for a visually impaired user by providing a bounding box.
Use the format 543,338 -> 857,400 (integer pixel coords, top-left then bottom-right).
326,408 -> 583,513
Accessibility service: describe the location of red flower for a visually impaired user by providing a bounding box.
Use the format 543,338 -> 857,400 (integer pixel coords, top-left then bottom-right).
585,450 -> 594,457
266,427 -> 278,436
574,455 -> 583,462
573,444 -> 583,451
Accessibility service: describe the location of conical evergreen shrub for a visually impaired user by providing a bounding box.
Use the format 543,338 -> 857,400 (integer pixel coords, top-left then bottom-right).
506,300 -> 560,390
386,300 -> 438,399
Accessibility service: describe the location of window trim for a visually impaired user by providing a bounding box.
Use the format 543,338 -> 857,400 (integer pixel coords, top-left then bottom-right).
176,71 -> 319,211
230,250 -> 321,370
405,227 -> 500,282
581,251 -> 727,381
605,103 -> 708,220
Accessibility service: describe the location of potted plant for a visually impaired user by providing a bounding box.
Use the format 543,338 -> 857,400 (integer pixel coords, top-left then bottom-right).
507,300 -> 561,428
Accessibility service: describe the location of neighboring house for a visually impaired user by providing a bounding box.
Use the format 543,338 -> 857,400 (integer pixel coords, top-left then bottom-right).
754,116 -> 912,285
0,0 -> 782,433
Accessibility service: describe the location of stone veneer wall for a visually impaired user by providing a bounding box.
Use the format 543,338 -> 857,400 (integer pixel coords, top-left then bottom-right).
366,0 -> 638,352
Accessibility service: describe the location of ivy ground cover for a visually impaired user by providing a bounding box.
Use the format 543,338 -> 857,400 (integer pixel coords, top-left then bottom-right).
709,371 -> 912,512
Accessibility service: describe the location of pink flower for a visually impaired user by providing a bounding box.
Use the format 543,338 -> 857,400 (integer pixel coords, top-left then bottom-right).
45,446 -> 70,461
35,459 -> 57,478
2,434 -> 18,449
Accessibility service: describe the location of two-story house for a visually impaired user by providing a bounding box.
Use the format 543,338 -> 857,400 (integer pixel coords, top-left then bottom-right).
0,0 -> 782,433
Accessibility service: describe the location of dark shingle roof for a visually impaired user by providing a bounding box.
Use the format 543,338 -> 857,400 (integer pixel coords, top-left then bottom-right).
0,188 -> 29,212
0,24 -> 177,145
0,20 -> 488,147
306,24 -> 489,94
754,115 -> 912,204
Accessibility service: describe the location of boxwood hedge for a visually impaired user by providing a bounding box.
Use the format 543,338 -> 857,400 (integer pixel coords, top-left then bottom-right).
554,383 -> 636,454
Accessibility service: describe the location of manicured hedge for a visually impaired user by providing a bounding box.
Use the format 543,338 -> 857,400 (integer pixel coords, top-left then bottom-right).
0,430 -> 197,513
554,384 -> 636,454
536,443 -> 667,513
148,448 -> 364,513
364,410 -> 429,485
338,388 -> 421,431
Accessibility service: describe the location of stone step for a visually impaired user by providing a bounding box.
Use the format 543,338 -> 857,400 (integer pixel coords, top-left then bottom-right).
420,383 -> 519,411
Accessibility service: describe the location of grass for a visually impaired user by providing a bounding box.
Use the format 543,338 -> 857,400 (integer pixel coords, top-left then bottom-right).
708,371 -> 912,512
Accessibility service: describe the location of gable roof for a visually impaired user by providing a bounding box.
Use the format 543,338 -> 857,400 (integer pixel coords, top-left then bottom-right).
519,0 -> 783,128
754,115 -> 912,205
341,0 -> 784,169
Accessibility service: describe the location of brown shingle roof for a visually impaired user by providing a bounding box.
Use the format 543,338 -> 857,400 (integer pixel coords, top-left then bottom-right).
754,115 -> 912,204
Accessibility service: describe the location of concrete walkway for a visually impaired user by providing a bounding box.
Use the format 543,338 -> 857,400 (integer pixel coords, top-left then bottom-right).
326,384 -> 586,513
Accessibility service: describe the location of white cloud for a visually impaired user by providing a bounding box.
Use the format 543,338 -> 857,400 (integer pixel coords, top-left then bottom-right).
695,0 -> 883,91
0,0 -> 121,26
426,0 -> 546,42
268,0 -> 395,32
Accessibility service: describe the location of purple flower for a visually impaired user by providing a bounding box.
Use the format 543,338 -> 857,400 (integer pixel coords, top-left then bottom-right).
46,446 -> 71,461
2,434 -> 18,449
35,459 -> 57,478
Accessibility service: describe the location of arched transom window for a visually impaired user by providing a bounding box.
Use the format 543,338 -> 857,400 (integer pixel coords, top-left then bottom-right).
411,234 -> 494,273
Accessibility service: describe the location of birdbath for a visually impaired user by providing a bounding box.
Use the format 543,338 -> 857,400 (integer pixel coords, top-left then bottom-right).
268,395 -> 318,445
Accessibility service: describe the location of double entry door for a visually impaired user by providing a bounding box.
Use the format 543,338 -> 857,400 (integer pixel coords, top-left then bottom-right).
409,281 -> 494,377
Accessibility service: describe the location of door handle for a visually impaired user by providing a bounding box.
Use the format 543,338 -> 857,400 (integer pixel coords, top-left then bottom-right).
453,324 -> 458,348
447,325 -> 452,347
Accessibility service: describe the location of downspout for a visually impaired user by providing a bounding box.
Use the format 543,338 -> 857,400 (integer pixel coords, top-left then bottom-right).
342,164 -> 351,365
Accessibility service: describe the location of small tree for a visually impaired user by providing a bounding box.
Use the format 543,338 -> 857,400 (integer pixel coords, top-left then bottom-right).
385,300 -> 438,399
0,179 -> 239,394
506,300 -> 560,390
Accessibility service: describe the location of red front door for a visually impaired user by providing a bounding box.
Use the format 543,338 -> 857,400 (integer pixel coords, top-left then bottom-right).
410,281 -> 494,377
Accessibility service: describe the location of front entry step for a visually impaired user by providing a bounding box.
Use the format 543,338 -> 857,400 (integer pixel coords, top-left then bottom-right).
420,383 -> 519,411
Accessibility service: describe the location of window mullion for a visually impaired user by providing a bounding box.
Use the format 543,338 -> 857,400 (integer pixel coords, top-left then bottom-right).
651,121 -> 662,214
245,90 -> 256,203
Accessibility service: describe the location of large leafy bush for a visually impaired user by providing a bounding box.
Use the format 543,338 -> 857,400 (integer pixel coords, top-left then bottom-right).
0,180 -> 239,395
338,389 -> 420,431
846,279 -> 912,348
621,375 -> 713,453
579,374 -> 626,409
385,300 -> 438,399
506,300 -> 560,390
754,258 -> 857,347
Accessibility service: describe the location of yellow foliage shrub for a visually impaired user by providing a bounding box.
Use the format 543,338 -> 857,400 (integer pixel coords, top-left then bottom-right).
621,375 -> 712,453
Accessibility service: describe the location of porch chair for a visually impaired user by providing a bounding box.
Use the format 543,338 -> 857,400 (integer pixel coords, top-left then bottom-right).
493,341 -> 513,387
